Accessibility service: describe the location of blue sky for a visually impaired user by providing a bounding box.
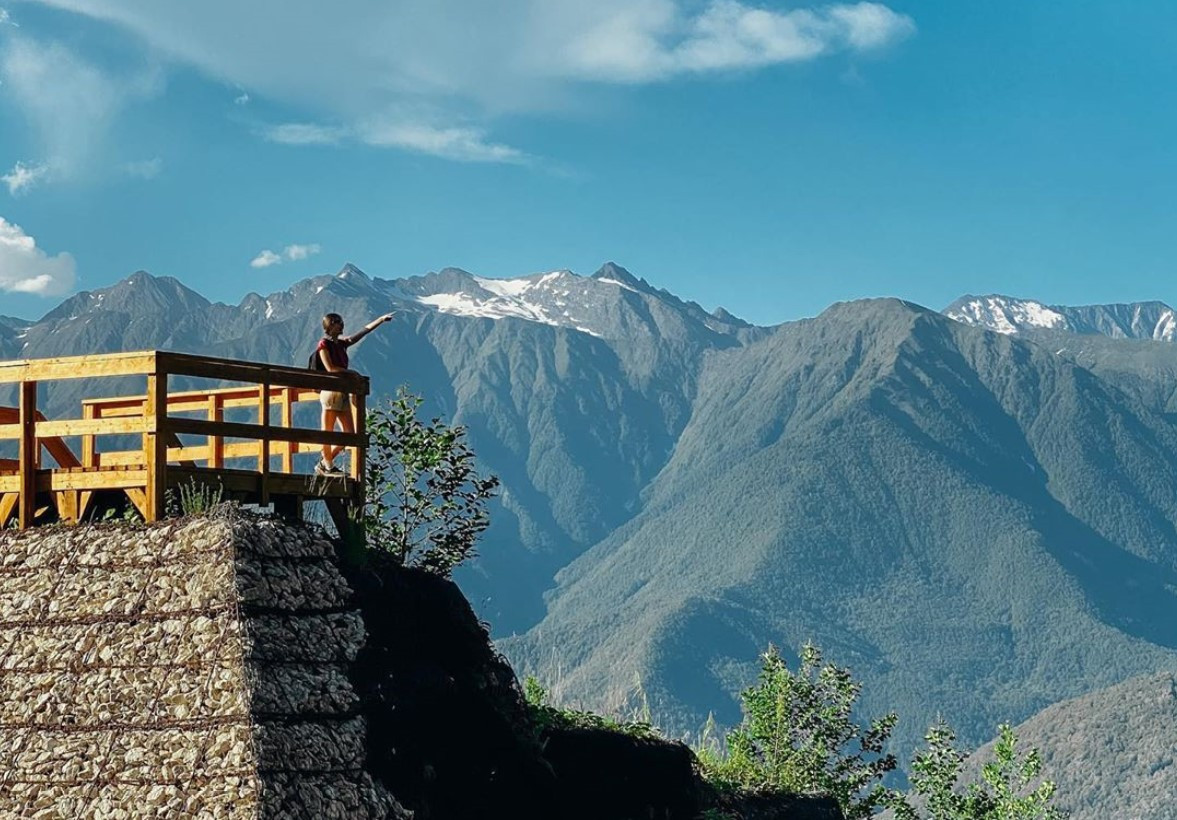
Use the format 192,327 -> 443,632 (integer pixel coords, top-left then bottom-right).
1,1 -> 1175,326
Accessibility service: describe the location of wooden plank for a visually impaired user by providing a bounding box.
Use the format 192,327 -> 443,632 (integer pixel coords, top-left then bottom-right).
0,352 -> 157,384
164,417 -> 364,448
208,394 -> 224,469
222,442 -> 260,460
83,385 -> 323,417
351,389 -> 366,484
0,458 -> 17,472
158,352 -> 368,394
125,487 -> 149,519
280,387 -> 294,473
0,493 -> 16,527
55,490 -> 79,524
258,374 -> 271,506
33,416 -> 148,438
0,469 -> 150,492
144,371 -> 168,523
81,404 -> 96,468
18,381 -> 36,529
165,467 -> 358,500
168,445 -> 211,462
78,490 -> 94,521
96,451 -> 145,467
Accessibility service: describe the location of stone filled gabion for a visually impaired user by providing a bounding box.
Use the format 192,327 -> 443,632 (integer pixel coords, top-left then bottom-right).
0,514 -> 408,819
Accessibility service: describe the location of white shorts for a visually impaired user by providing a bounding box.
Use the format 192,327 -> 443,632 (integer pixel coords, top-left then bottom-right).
320,390 -> 350,412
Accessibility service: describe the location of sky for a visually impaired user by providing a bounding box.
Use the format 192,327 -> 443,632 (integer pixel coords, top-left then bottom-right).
0,1 -> 1175,327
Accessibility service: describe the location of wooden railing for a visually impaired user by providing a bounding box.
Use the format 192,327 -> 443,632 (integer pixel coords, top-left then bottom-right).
0,351 -> 369,529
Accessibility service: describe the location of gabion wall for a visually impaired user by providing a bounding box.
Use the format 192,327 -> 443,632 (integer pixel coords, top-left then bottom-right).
0,514 -> 406,819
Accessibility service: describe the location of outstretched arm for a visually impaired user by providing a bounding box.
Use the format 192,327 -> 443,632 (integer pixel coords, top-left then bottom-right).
342,312 -> 395,345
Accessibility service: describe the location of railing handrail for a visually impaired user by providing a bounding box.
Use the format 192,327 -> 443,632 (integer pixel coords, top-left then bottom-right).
0,349 -> 369,395
0,350 -> 369,529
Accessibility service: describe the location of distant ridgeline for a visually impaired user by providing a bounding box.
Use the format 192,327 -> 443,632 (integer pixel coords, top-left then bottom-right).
6,266 -> 1177,803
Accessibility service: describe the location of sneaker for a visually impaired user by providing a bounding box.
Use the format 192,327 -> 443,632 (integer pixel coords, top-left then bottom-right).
315,459 -> 344,476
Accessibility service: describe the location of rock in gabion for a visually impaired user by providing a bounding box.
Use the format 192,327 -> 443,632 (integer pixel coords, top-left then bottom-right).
0,514 -> 409,819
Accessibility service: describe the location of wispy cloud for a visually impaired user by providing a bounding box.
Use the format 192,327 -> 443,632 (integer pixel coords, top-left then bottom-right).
0,217 -> 76,295
262,119 -> 528,163
122,156 -> 162,179
251,243 -> 321,269
282,243 -> 320,261
21,1 -> 914,162
234,91 -> 250,105
262,122 -> 347,146
0,34 -> 162,185
2,160 -> 49,195
0,8 -> 16,27
359,122 -> 527,164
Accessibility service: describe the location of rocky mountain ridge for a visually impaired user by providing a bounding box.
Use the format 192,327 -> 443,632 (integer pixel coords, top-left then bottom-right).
944,293 -> 1177,340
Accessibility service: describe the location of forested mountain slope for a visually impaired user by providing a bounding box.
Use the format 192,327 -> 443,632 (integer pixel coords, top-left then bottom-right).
503,299 -> 1177,763
966,671 -> 1177,820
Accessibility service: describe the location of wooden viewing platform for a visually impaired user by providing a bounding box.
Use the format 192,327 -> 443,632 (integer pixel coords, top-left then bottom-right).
0,350 -> 368,536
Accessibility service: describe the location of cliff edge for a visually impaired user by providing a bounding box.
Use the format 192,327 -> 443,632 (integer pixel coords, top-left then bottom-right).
0,512 -> 842,819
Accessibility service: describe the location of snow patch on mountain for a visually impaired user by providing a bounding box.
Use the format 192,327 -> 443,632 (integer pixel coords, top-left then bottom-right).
946,296 -> 1067,335
410,269 -> 616,336
945,294 -> 1177,343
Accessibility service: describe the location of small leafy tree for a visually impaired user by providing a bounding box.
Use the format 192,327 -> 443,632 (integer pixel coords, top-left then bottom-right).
889,721 -> 1065,820
698,642 -> 900,819
361,388 -> 499,575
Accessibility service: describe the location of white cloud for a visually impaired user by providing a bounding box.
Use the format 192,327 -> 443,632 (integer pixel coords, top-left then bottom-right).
262,122 -> 347,146
0,217 -> 76,295
2,160 -> 49,194
563,1 -> 916,82
250,249 -> 282,269
282,243 -> 320,261
0,34 -> 162,183
121,156 -> 162,178
251,242 -> 321,268
20,1 -> 914,159
234,91 -> 250,105
0,8 -> 15,26
263,119 -> 527,163
359,122 -> 525,163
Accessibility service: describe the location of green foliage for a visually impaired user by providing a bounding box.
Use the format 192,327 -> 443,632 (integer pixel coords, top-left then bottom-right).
888,721 -> 1065,820
523,675 -> 656,740
361,388 -> 500,576
176,479 -> 224,517
696,642 -> 899,819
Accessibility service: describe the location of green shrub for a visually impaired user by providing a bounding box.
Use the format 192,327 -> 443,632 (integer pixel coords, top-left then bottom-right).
888,721 -> 1066,820
695,642 -> 900,819
524,675 -> 656,739
360,388 -> 499,575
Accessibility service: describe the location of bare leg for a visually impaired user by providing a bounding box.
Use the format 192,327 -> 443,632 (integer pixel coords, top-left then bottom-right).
321,406 -> 336,465
326,410 -> 355,463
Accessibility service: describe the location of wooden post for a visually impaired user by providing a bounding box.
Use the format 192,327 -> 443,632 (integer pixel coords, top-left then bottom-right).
280,387 -> 294,473
258,372 -> 270,506
350,387 -> 366,483
18,380 -> 36,529
144,363 -> 168,523
82,404 -> 96,468
208,394 -> 224,469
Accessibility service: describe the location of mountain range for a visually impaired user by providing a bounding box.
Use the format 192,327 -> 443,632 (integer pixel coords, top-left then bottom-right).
5,269 -> 1177,805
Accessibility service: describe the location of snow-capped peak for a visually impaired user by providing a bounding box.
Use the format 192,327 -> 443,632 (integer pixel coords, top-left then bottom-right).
413,269 -> 605,334
944,294 -> 1177,342
945,295 -> 1067,335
